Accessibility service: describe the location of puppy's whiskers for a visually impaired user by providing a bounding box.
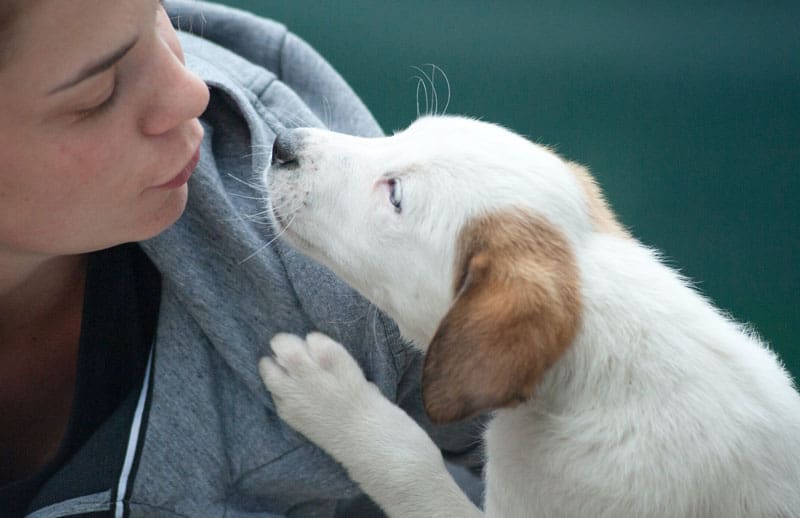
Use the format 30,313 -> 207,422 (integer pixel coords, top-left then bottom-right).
411,64 -> 451,117
368,303 -> 383,344
322,96 -> 333,129
228,192 -> 267,201
414,76 -> 429,118
238,210 -> 298,265
236,209 -> 271,225
267,107 -> 320,130
240,144 -> 273,161
227,172 -> 266,193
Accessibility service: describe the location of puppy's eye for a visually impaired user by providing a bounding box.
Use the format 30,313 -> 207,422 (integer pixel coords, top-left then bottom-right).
388,178 -> 402,213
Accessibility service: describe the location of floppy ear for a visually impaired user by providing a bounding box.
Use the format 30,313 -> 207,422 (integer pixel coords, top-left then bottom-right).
422,212 -> 582,424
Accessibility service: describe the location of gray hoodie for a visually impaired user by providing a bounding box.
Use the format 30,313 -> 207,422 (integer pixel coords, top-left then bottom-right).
18,1 -> 482,517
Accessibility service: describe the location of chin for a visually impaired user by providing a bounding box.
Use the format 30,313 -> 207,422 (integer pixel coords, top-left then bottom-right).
140,185 -> 189,239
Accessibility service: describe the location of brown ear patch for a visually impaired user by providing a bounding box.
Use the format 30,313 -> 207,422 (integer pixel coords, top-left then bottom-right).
422,210 -> 582,424
566,161 -> 630,238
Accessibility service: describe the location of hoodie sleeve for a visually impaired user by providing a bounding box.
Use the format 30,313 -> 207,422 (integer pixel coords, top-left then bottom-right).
164,0 -> 383,138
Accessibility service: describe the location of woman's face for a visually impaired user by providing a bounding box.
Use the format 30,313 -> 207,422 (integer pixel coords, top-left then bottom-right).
0,0 -> 209,258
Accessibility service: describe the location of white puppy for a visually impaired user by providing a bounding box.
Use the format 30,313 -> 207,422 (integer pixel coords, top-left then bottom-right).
258,116 -> 800,517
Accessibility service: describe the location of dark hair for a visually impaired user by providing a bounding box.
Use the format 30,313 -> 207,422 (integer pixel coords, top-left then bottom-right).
0,1 -> 26,69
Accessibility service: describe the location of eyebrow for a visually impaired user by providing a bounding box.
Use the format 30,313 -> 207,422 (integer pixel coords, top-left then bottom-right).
48,36 -> 139,95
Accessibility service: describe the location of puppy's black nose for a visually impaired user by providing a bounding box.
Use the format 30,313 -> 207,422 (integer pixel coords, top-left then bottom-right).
271,131 -> 299,166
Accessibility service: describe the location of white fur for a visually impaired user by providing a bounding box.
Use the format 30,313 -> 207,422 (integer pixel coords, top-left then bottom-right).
259,116 -> 800,517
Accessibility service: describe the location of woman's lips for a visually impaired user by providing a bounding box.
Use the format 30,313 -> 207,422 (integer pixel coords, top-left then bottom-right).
154,147 -> 201,189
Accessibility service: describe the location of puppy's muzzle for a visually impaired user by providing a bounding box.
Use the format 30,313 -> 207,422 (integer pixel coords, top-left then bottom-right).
271,130 -> 302,167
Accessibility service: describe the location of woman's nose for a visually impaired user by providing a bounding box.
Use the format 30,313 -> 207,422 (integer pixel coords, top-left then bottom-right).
140,47 -> 210,137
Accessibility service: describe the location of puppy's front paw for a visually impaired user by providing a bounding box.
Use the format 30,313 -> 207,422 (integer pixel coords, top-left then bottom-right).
259,332 -> 373,443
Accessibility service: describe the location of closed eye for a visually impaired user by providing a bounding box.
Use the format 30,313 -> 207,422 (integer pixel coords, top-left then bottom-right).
75,83 -> 118,120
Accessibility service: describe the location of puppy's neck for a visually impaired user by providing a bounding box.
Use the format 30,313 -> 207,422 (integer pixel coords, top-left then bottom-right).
371,285 -> 451,353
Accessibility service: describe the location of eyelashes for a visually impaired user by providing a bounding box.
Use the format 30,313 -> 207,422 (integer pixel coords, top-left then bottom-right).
74,83 -> 117,120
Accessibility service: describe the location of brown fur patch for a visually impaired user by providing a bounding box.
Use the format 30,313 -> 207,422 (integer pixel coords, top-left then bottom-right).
567,161 -> 630,238
422,210 -> 582,423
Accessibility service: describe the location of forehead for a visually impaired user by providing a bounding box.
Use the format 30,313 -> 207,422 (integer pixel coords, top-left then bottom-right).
404,116 -> 523,148
398,117 -> 560,171
395,117 -> 566,186
390,117 -> 591,245
0,0 -> 143,96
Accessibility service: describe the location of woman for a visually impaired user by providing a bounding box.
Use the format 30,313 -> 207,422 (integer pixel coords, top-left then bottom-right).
0,1 -> 482,516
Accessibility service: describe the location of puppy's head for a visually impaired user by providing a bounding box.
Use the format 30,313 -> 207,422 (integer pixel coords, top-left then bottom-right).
265,116 -> 623,423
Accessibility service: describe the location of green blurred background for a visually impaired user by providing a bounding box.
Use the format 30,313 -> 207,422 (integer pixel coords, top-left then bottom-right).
211,1 -> 798,379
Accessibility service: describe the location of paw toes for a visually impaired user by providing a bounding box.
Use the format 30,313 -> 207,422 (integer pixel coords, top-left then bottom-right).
269,333 -> 316,373
306,332 -> 344,364
258,356 -> 281,385
305,332 -> 342,350
306,332 -> 365,379
270,333 -> 308,358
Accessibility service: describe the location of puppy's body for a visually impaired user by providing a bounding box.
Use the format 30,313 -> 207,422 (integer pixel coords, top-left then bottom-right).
259,116 -> 800,517
489,234 -> 799,516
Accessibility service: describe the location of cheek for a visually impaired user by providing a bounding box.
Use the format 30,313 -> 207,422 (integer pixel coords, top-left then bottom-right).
54,142 -> 103,187
1,138 -> 107,205
30,142 -> 127,228
55,128 -> 138,191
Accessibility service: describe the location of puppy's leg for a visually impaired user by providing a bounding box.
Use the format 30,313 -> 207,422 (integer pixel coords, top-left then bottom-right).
260,332 -> 483,518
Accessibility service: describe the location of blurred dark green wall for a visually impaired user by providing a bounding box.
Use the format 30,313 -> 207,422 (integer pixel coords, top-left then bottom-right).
210,1 -> 799,379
